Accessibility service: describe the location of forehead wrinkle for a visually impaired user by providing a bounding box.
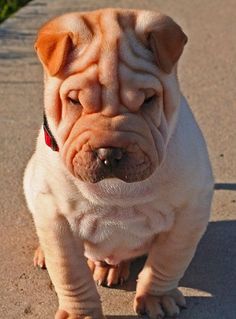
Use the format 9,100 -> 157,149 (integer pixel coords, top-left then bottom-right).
97,10 -> 122,111
98,11 -> 120,86
126,29 -> 154,61
117,10 -> 137,29
119,32 -> 158,77
66,9 -> 164,110
60,13 -> 93,43
119,62 -> 162,92
68,14 -> 101,74
69,36 -> 100,74
117,11 -> 152,61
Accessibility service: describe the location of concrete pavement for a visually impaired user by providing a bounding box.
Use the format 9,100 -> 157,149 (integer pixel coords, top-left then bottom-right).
0,0 -> 235,318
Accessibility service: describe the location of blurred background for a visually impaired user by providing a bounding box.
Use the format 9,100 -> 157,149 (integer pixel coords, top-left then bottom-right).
0,0 -> 32,23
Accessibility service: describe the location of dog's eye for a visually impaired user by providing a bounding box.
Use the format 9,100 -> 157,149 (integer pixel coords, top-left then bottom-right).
143,95 -> 156,105
68,97 -> 81,105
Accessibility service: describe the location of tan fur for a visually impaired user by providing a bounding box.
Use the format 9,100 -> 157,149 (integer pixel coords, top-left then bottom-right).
24,8 -> 213,319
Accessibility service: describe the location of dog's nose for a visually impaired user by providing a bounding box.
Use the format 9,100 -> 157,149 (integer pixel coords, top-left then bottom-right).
96,147 -> 124,168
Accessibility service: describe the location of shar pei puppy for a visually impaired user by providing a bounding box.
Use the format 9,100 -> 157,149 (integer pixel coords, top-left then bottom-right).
24,8 -> 214,319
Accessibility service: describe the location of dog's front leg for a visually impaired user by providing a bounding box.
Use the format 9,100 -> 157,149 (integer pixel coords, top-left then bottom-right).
34,193 -> 104,319
134,199 -> 212,318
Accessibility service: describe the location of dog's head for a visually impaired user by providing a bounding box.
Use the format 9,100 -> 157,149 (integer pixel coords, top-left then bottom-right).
35,9 -> 187,184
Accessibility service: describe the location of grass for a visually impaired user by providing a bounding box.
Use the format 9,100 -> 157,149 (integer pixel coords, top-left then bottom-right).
0,0 -> 32,23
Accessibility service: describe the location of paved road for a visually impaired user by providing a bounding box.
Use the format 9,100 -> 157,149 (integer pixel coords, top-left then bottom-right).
0,0 -> 235,318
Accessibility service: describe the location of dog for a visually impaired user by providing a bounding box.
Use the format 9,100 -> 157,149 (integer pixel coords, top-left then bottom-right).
24,8 -> 214,319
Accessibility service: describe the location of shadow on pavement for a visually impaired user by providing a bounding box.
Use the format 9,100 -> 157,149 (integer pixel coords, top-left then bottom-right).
214,183 -> 236,190
180,220 -> 236,318
109,220 -> 236,318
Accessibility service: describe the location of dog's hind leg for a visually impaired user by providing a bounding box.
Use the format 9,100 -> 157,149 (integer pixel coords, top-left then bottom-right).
33,246 -> 131,288
33,247 -> 131,288
87,259 -> 131,287
33,246 -> 46,269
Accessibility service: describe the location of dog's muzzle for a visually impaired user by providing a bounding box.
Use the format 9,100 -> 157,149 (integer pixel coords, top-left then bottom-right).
72,145 -> 154,183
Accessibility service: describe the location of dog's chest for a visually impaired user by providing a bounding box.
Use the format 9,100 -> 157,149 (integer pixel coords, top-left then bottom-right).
67,199 -> 174,264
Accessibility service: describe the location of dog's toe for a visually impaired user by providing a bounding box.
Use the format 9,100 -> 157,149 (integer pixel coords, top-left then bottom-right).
134,288 -> 186,319
33,246 -> 46,269
87,259 -> 131,287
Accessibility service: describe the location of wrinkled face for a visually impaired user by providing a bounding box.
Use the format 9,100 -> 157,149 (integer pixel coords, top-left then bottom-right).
57,62 -> 164,183
36,9 -> 187,183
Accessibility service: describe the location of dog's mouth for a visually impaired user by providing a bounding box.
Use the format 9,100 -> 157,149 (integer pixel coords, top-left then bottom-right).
72,144 -> 154,183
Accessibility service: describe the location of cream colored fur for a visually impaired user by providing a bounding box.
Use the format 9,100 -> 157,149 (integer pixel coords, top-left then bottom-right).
24,8 -> 214,319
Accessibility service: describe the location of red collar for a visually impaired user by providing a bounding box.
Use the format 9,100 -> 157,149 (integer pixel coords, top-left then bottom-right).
43,114 -> 59,152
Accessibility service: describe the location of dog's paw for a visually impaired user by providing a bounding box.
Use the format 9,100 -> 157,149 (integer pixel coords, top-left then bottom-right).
33,246 -> 46,269
55,309 -> 105,319
134,288 -> 186,318
87,259 -> 130,287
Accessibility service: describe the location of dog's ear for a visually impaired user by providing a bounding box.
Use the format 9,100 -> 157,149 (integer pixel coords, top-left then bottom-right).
35,31 -> 73,76
146,15 -> 188,73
